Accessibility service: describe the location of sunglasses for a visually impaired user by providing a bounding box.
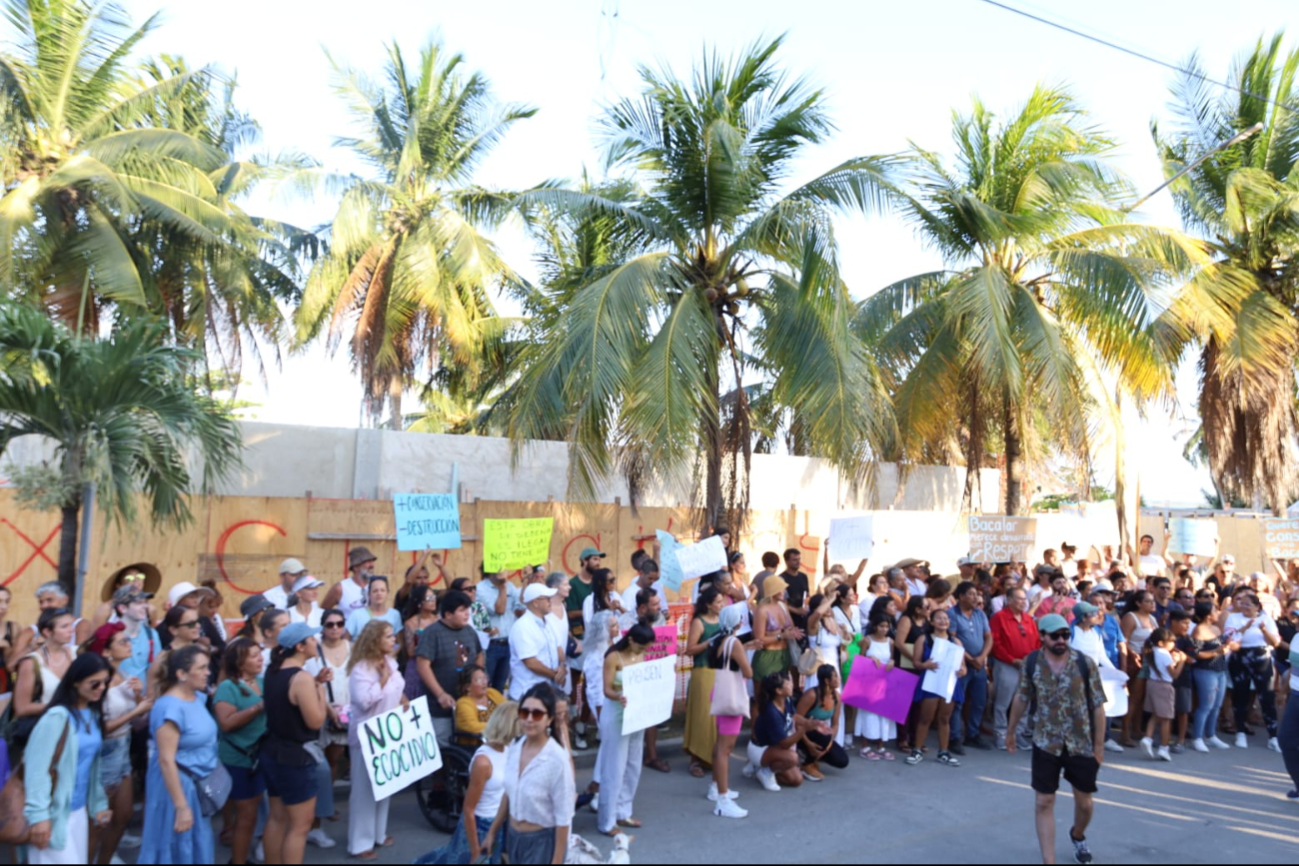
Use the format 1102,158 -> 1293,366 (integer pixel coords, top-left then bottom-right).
1047,630 -> 1071,641
121,574 -> 145,583
179,620 -> 200,628
519,708 -> 550,722
324,621 -> 345,628
87,679 -> 109,690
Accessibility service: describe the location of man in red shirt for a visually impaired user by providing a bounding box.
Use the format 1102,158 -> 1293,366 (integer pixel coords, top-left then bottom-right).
991,586 -> 1041,750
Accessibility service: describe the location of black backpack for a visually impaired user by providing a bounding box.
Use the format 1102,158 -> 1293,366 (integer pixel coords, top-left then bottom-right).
1022,650 -> 1096,722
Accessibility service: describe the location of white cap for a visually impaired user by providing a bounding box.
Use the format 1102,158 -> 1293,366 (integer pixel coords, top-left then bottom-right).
292,574 -> 325,593
957,556 -> 976,566
167,581 -> 214,608
1221,553 -> 1236,564
279,558 -> 307,575
522,584 -> 557,605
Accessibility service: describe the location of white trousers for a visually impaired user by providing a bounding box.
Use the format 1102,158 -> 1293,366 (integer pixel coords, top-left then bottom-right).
29,807 -> 88,865
348,749 -> 391,855
595,703 -> 644,833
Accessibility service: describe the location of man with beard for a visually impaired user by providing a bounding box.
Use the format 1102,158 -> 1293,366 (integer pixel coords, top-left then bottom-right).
1007,614 -> 1107,865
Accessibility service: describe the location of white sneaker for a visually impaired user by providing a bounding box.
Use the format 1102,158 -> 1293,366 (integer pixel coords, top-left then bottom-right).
714,795 -> 749,819
573,735 -> 589,750
253,841 -> 265,863
1140,737 -> 1155,759
1208,736 -> 1231,750
576,721 -> 587,736
1104,739 -> 1125,754
118,832 -> 142,849
1268,737 -> 1282,753
1157,746 -> 1172,762
707,782 -> 740,802
741,761 -> 756,779
1192,738 -> 1210,753
589,793 -> 600,813
756,767 -> 781,792
1235,733 -> 1248,749
306,829 -> 335,849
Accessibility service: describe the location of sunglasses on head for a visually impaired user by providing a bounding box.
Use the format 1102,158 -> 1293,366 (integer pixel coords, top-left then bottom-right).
1047,630 -> 1071,641
519,707 -> 550,722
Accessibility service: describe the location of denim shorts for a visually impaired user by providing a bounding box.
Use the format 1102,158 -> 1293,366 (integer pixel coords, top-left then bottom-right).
260,755 -> 318,806
226,763 -> 267,801
99,736 -> 131,789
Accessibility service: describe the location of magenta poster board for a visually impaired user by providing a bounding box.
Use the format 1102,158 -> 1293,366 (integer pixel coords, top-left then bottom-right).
842,658 -> 919,725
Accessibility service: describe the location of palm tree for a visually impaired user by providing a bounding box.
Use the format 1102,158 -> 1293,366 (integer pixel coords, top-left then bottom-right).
1154,34 -> 1299,513
503,37 -> 896,530
294,40 -> 535,428
857,86 -> 1199,516
0,300 -> 242,589
0,0 -> 243,327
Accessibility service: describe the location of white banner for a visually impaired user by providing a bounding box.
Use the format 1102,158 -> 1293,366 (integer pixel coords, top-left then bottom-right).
621,656 -> 677,736
673,536 -> 728,582
357,695 -> 442,798
968,515 -> 1037,563
828,516 -> 875,561
1167,518 -> 1217,557
921,637 -> 964,701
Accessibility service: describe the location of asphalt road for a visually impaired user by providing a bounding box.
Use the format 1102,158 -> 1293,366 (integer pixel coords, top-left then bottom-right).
221,730 -> 1299,865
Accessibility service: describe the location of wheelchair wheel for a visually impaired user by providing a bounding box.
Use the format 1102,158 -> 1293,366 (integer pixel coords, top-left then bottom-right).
414,742 -> 474,833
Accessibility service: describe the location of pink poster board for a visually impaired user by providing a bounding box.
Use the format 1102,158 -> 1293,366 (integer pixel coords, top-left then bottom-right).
842,658 -> 919,725
644,625 -> 679,662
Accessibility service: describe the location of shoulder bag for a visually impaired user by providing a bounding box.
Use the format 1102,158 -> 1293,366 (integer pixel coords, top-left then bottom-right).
0,716 -> 69,845
177,761 -> 232,818
709,636 -> 750,719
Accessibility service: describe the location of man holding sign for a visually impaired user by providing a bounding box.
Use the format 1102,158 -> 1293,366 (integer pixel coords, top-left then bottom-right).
594,623 -> 659,835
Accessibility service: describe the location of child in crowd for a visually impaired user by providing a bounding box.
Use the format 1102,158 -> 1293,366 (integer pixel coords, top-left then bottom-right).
1141,628 -> 1187,762
855,616 -> 898,761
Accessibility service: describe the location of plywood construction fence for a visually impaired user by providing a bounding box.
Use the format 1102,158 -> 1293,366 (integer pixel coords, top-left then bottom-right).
0,490 -> 1276,629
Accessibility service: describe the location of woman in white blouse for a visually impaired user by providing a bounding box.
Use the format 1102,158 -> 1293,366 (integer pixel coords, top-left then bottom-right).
485,683 -> 575,865
1221,591 -> 1282,751
288,577 -> 325,628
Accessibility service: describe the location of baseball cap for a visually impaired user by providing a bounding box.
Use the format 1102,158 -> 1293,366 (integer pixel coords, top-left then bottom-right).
167,581 -> 215,608
277,622 -> 322,649
292,575 -> 325,593
1039,614 -> 1070,635
579,547 -> 607,562
1091,583 -> 1115,595
240,595 -> 275,620
522,584 -> 558,605
1073,601 -> 1100,618
1221,554 -> 1236,564
113,585 -> 153,607
957,556 -> 976,566
279,558 -> 307,575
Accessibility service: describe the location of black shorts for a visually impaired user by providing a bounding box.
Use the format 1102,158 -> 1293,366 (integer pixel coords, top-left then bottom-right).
1175,685 -> 1193,715
1031,746 -> 1099,795
260,753 -> 319,806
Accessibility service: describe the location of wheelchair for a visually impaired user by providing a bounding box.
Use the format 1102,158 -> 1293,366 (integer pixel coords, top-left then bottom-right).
412,726 -> 481,833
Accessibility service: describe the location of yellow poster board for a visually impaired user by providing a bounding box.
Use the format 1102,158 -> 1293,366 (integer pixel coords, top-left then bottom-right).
483,518 -> 555,572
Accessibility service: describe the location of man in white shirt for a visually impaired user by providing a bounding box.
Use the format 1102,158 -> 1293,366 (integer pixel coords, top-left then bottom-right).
1134,534 -> 1171,582
897,558 -> 929,597
477,570 -> 525,693
263,558 -> 308,610
509,584 -> 566,701
621,558 -> 668,614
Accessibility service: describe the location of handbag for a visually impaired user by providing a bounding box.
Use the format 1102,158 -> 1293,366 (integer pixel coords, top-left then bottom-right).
0,718 -> 69,845
1,654 -> 44,750
797,630 -> 822,677
178,762 -> 232,818
709,636 -> 750,718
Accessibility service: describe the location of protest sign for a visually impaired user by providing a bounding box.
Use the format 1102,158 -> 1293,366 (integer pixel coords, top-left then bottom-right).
357,695 -> 441,798
1100,665 -> 1129,719
657,531 -> 685,592
392,493 -> 461,551
968,515 -> 1037,563
621,655 -> 677,735
1264,518 -> 1299,560
482,518 -> 554,572
921,637 -> 963,701
1167,518 -> 1217,557
842,657 -> 919,725
673,536 -> 728,582
828,516 -> 874,561
644,625 -> 680,662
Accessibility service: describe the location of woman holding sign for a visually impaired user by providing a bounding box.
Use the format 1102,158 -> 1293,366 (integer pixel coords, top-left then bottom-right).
346,620 -> 407,859
906,608 -> 966,768
595,622 -> 656,836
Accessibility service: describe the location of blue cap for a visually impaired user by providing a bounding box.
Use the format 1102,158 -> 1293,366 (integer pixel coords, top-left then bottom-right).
1039,614 -> 1070,635
277,622 -> 322,649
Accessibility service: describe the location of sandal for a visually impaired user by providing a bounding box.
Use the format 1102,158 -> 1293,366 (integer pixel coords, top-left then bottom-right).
643,757 -> 670,774
860,747 -> 877,760
353,852 -> 378,862
616,819 -> 643,829
381,837 -> 395,848
880,750 -> 896,762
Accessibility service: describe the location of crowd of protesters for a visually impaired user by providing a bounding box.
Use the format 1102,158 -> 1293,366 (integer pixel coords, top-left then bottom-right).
1,529 -> 1297,865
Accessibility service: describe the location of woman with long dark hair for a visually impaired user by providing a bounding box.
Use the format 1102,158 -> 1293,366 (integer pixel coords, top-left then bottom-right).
795,663 -> 848,780
1188,601 -> 1234,752
214,637 -> 267,866
595,622 -> 655,836
684,586 -> 725,777
137,645 -> 218,864
22,653 -> 113,864
401,584 -> 439,700
1121,590 -> 1159,746
895,596 -> 929,752
148,605 -> 202,697
745,671 -> 812,793
907,608 -> 966,768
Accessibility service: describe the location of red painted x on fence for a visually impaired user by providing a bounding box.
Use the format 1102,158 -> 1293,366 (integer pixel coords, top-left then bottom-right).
1,519 -> 60,586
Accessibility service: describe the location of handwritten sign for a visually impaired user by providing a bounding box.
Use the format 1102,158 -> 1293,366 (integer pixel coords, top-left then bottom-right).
921,637 -> 963,701
968,515 -> 1037,563
644,625 -> 679,662
657,531 -> 685,592
482,518 -> 554,572
392,493 -> 461,551
673,536 -> 728,582
842,657 -> 919,725
1264,518 -> 1299,560
1167,518 -> 1217,557
357,695 -> 442,797
621,655 -> 677,735
828,516 -> 875,561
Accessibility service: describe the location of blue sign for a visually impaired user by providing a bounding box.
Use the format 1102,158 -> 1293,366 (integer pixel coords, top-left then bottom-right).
657,530 -> 685,592
393,493 -> 462,551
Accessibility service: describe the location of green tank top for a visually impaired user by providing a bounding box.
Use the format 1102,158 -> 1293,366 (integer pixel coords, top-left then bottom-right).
809,699 -> 835,722
694,619 -> 723,666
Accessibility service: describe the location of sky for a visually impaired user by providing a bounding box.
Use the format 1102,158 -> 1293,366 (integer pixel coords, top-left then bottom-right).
104,0 -> 1298,506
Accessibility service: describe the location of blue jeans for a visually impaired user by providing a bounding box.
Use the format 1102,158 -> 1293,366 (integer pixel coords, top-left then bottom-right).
485,641 -> 512,694
1279,691 -> 1299,792
956,668 -> 989,743
1192,667 -> 1227,741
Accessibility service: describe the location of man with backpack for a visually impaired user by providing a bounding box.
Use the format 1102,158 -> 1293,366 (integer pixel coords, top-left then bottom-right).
1006,614 -> 1107,865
